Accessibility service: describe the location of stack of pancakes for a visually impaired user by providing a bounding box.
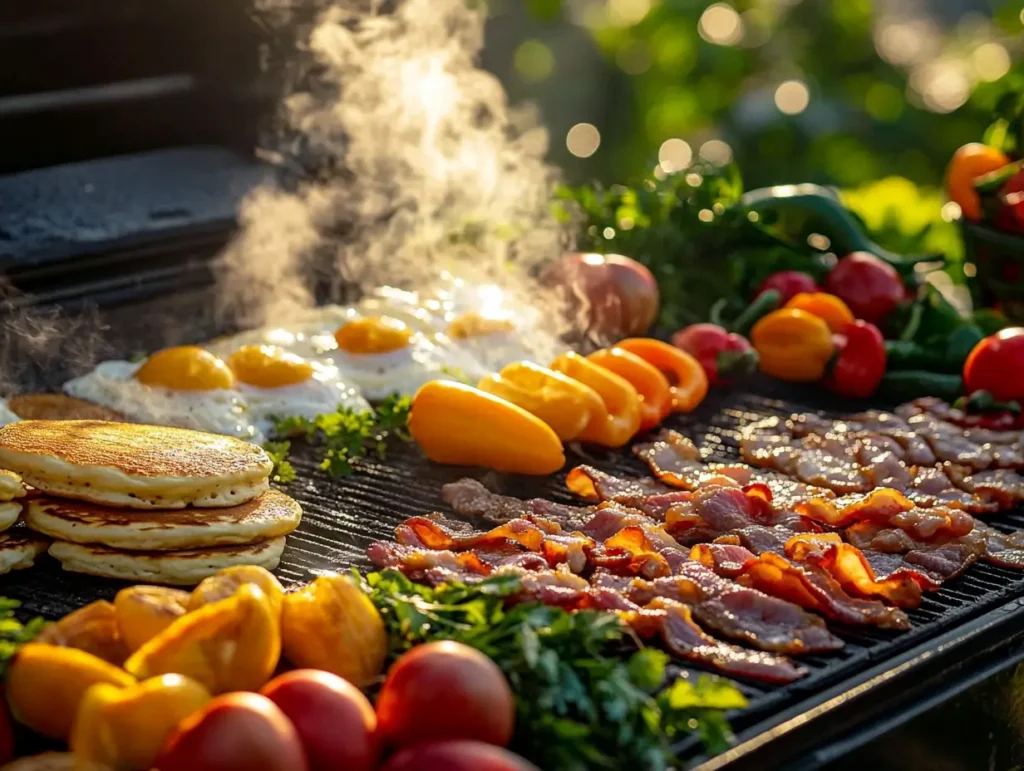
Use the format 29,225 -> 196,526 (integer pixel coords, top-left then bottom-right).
0,470 -> 49,574
0,421 -> 302,585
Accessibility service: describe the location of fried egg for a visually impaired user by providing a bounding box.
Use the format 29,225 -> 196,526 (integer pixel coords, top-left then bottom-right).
226,345 -> 369,431
63,346 -> 263,443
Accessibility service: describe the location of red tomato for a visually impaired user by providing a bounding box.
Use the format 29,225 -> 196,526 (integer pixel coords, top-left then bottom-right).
823,252 -> 906,324
963,327 -> 1024,403
156,692 -> 308,771
261,670 -> 378,771
541,253 -> 660,339
381,740 -> 540,771
376,641 -> 514,748
755,271 -> 819,304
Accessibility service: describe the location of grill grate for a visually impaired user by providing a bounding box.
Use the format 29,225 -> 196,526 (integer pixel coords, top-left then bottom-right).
4,289 -> 1024,767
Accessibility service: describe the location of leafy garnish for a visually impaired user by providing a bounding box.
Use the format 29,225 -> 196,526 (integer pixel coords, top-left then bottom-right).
262,440 -> 297,484
0,598 -> 45,678
362,569 -> 746,769
438,365 -> 472,384
270,394 -> 412,478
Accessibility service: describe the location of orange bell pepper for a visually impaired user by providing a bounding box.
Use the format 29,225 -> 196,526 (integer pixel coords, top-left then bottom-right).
550,352 -> 641,447
587,348 -> 671,431
784,292 -> 854,333
614,338 -> 709,413
409,380 -> 565,474
71,674 -> 211,771
751,308 -> 835,382
477,361 -> 605,441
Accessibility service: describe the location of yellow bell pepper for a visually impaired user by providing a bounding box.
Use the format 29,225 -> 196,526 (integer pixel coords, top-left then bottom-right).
477,361 -> 605,441
784,292 -> 854,333
408,380 -> 565,475
550,352 -> 642,447
281,573 -> 388,687
6,644 -> 136,741
614,338 -> 709,413
188,565 -> 285,619
70,674 -> 211,771
114,586 -> 190,653
37,600 -> 130,666
751,308 -> 835,382
124,584 -> 279,694
587,348 -> 672,431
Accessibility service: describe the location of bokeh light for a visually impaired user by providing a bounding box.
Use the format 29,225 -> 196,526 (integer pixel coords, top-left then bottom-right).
567,123 -> 601,158
911,60 -> 971,114
616,43 -> 652,75
608,0 -> 652,27
658,138 -> 693,173
698,4 -> 744,47
699,139 -> 733,166
514,40 -> 555,82
972,42 -> 1010,82
774,80 -> 810,115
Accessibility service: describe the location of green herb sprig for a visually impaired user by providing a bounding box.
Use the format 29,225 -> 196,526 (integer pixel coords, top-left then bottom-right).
267,394 -> 412,479
0,598 -> 45,677
362,569 -> 746,770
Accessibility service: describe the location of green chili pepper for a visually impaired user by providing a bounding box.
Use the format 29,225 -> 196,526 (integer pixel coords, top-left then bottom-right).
878,371 -> 963,402
883,341 -> 954,372
740,185 -> 943,277
730,289 -> 781,336
709,298 -> 729,329
898,302 -> 924,343
953,390 -> 1022,416
945,325 -> 985,367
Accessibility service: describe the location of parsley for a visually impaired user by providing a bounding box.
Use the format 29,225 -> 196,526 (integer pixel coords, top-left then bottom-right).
270,394 -> 412,478
439,365 -> 471,384
362,569 -> 746,769
0,598 -> 45,677
262,440 -> 297,484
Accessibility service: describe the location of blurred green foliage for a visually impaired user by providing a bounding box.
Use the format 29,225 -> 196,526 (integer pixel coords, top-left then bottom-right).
521,0 -> 1023,192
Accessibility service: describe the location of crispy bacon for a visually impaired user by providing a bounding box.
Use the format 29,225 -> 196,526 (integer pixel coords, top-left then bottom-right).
692,542 -> 911,630
783,535 -> 923,608
633,431 -> 754,489
566,466 -> 694,519
623,598 -> 808,684
796,488 -> 915,527
740,433 -> 871,494
443,478 -> 596,530
366,541 -> 548,580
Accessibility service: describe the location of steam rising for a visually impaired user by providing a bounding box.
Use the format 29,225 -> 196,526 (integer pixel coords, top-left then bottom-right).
219,0 -> 567,329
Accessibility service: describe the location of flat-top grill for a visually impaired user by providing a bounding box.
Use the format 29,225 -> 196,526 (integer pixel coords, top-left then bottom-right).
5,286 -> 1024,769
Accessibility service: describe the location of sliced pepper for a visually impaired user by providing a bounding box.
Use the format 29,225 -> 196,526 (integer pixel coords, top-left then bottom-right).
114,586 -> 190,653
71,674 -> 211,771
614,338 -> 709,413
37,600 -> 129,666
586,348 -> 671,432
477,361 -> 605,441
784,292 -> 854,333
408,380 -> 565,474
751,309 -> 835,382
124,584 -> 280,694
550,352 -> 642,447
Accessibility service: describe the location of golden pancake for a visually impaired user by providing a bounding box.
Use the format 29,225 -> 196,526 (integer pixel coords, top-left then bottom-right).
25,489 -> 301,550
0,421 -> 272,509
49,537 -> 285,586
0,502 -> 21,532
8,394 -> 125,423
0,529 -> 50,575
0,470 -> 25,502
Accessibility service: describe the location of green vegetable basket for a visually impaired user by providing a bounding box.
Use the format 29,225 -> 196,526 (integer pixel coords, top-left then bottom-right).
962,219 -> 1024,322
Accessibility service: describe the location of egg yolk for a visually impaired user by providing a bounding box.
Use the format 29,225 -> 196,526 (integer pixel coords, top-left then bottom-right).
447,312 -> 515,340
334,316 -> 412,354
134,346 -> 235,391
228,345 -> 315,388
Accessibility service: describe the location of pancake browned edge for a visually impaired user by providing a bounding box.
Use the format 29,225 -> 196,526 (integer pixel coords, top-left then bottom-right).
0,470 -> 25,502
8,394 -> 125,423
0,529 -> 50,575
49,537 -> 286,586
0,421 -> 272,509
25,489 -> 302,550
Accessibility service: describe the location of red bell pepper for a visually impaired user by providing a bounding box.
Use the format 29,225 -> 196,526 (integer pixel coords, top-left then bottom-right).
670,323 -> 758,387
755,271 -> 819,304
963,327 -> 1024,403
823,320 -> 887,398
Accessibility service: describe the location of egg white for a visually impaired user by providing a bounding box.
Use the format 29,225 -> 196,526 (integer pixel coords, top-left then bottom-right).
63,360 -> 264,443
240,361 -> 371,434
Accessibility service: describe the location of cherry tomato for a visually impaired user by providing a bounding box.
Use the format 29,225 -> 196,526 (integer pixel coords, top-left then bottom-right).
376,641 -> 514,748
381,740 -> 541,771
541,253 -> 660,339
670,323 -> 757,386
755,271 -> 819,304
156,692 -> 308,771
823,252 -> 905,324
963,327 -> 1024,403
945,143 -> 1009,221
261,670 -> 378,771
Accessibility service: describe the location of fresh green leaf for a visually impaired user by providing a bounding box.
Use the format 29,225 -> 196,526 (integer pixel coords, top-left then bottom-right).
0,598 -> 45,678
261,440 -> 297,484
